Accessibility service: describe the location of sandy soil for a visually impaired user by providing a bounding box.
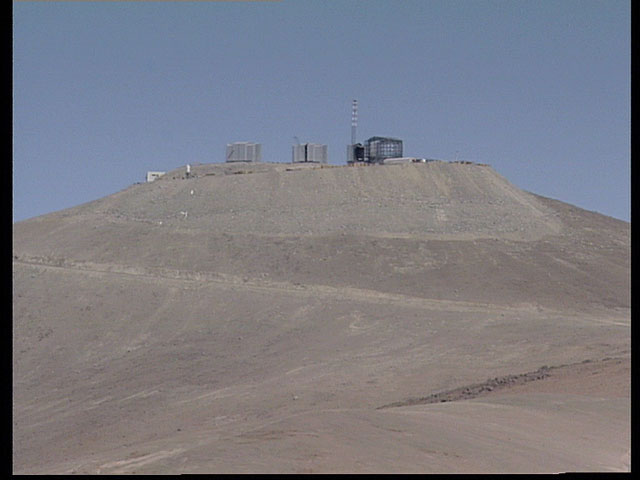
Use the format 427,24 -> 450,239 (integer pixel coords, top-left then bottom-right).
12,162 -> 630,473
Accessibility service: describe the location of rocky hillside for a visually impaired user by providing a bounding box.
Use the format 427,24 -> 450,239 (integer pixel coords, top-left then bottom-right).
13,162 -> 629,311
12,161 -> 630,473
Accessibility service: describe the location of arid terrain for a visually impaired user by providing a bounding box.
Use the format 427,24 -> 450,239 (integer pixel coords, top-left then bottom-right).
13,161 -> 630,473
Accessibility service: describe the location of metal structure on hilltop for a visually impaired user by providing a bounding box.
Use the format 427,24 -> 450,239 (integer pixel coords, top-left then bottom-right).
292,142 -> 328,163
225,142 -> 262,163
365,136 -> 403,164
351,99 -> 357,146
347,99 -> 365,164
347,99 -> 403,165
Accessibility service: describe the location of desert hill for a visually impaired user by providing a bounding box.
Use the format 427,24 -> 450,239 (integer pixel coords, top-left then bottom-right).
13,161 -> 630,473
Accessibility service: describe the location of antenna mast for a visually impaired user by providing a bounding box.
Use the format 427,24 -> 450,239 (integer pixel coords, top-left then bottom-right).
351,99 -> 358,145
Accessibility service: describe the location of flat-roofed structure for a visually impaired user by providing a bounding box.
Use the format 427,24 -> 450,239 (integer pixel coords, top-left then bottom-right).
146,171 -> 166,182
365,136 -> 403,164
292,143 -> 328,163
347,143 -> 366,164
226,142 -> 262,163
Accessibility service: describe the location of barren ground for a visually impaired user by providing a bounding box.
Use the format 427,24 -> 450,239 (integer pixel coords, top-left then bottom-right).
13,162 -> 630,473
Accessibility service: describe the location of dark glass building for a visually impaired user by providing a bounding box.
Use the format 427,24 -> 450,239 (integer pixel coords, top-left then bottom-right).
364,137 -> 403,163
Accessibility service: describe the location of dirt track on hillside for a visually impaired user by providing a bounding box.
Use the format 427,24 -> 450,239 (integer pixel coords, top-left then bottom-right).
13,163 -> 630,473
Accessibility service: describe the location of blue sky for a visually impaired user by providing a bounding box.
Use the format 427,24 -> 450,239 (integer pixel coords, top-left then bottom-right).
13,0 -> 630,222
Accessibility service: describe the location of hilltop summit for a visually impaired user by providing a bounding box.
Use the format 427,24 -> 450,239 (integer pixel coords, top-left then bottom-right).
13,161 -> 630,473
24,161 -> 562,239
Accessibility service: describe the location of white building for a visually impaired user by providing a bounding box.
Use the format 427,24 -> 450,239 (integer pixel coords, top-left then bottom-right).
146,171 -> 166,182
381,157 -> 428,165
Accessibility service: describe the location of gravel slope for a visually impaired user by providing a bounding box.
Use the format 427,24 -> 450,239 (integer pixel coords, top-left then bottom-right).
12,161 -> 630,473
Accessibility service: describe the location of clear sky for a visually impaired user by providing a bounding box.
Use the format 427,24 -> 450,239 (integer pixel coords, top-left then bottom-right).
13,0 -> 630,222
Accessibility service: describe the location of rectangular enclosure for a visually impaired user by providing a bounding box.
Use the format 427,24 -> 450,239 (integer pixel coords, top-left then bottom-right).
226,142 -> 262,162
292,143 -> 328,163
365,137 -> 403,163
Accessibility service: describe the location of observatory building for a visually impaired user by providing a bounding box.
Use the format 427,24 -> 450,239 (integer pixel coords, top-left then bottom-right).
346,100 -> 403,164
347,136 -> 404,164
347,143 -> 365,163
226,142 -> 262,163
292,143 -> 328,163
364,136 -> 403,164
